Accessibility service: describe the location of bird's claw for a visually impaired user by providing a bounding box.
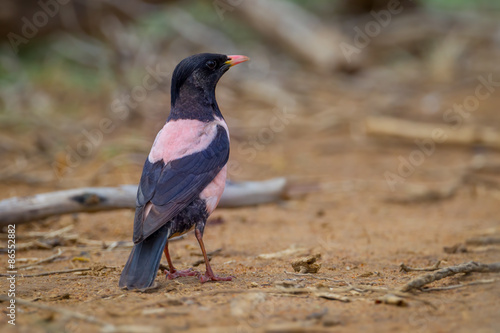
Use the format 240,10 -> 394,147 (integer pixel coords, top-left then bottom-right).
164,268 -> 200,280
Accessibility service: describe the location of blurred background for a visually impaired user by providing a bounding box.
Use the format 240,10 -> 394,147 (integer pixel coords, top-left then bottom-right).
1,0 -> 500,195
2,1 -> 500,332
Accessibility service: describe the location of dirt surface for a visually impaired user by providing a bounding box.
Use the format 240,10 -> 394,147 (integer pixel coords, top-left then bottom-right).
1,72 -> 500,333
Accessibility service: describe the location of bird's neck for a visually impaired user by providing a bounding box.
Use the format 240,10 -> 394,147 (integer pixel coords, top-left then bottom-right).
168,82 -> 222,122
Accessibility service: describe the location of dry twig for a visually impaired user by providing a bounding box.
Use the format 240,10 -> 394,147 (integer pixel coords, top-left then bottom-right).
17,248 -> 64,269
400,260 -> 442,272
315,292 -> 350,302
284,271 -> 344,283
422,279 -> 497,291
0,268 -> 91,277
400,261 -> 500,292
0,225 -> 74,240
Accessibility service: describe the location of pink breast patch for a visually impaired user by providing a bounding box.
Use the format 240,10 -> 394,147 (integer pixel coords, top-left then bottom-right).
148,119 -> 221,164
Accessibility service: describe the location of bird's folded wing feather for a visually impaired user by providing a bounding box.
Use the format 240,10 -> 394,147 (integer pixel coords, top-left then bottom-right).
133,125 -> 229,243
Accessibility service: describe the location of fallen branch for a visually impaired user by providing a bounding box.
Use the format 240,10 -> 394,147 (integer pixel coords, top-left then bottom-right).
0,268 -> 91,277
400,261 -> 500,292
0,185 -> 134,226
11,237 -> 134,252
365,116 -> 500,149
422,279 -> 497,291
443,235 -> 500,254
315,292 -> 350,303
400,261 -> 442,272
284,270 -> 344,283
0,178 -> 287,226
17,248 -> 63,269
466,237 -> 500,246
0,225 -> 74,240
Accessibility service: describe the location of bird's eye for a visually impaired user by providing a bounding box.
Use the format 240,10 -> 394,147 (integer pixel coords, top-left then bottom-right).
206,60 -> 217,70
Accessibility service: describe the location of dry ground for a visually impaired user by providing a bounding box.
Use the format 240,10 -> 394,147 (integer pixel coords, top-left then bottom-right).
1,72 -> 500,333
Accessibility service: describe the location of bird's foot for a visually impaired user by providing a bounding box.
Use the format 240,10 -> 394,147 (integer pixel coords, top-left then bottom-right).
199,272 -> 233,283
165,268 -> 200,280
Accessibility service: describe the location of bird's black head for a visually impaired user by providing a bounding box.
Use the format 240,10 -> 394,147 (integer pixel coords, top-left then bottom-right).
170,53 -> 249,111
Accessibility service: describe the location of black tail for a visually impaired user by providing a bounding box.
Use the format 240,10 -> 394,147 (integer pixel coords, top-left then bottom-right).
119,224 -> 170,290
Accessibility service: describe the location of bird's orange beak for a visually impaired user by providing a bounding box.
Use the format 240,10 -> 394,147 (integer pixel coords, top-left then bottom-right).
225,55 -> 249,67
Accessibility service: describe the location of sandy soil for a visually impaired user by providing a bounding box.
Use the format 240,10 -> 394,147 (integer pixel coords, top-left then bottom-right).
1,74 -> 500,333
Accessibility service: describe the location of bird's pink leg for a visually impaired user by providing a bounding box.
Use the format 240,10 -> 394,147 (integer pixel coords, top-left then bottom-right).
195,229 -> 233,283
163,242 -> 199,280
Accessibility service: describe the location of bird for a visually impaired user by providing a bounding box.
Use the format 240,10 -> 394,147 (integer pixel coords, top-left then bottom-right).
119,53 -> 249,290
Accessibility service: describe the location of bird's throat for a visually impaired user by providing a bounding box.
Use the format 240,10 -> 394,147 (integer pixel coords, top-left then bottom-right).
169,84 -> 222,122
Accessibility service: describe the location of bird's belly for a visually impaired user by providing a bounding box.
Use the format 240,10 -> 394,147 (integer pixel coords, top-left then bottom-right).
167,198 -> 209,239
200,165 -> 227,214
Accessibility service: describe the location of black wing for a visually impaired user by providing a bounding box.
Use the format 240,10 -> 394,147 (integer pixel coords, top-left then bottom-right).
133,125 -> 229,243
